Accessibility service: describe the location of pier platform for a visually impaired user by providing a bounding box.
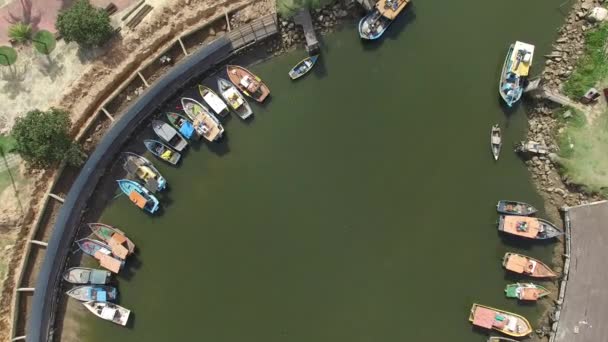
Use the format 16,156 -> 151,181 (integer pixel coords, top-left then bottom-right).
293,9 -> 320,55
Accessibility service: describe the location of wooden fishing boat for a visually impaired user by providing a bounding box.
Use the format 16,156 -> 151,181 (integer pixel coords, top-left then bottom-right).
469,303 -> 532,337
499,41 -> 535,107
358,0 -> 410,40
180,97 -> 224,142
498,215 -> 563,240
289,55 -> 319,80
63,267 -> 110,285
487,336 -> 521,342
502,252 -> 558,278
76,238 -> 125,273
217,78 -> 253,120
66,285 -> 118,302
122,152 -> 166,192
166,112 -> 197,140
496,200 -> 537,216
143,139 -> 181,165
490,124 -> 501,161
226,65 -> 270,102
83,301 -> 131,326
152,120 -> 188,152
117,179 -> 160,214
198,85 -> 229,118
504,283 -> 550,301
514,140 -> 549,155
89,223 -> 135,259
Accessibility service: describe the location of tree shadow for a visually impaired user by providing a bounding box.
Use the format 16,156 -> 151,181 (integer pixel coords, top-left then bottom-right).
37,57 -> 64,81
1,64 -> 28,99
6,0 -> 42,30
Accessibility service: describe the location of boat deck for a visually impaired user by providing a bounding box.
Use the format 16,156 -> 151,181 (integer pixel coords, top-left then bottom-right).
505,254 -> 530,273
509,41 -> 535,76
376,0 -> 410,20
193,114 -> 222,141
501,216 -> 540,238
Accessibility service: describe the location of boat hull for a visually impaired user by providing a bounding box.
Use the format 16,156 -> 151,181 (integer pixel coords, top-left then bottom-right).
89,223 -> 136,255
504,283 -> 550,301
469,303 -> 532,337
502,252 -> 558,278
180,97 -> 225,141
122,152 -> 167,192
496,200 -> 537,216
63,267 -> 110,285
166,112 -> 197,140
499,44 -> 523,107
226,65 -> 270,102
358,11 -> 390,40
289,55 -> 319,80
83,301 -> 131,326
143,139 -> 181,165
217,78 -> 253,120
152,120 -> 188,152
66,285 -> 118,302
491,125 -> 501,161
117,179 -> 160,214
498,215 -> 563,240
198,85 -> 229,117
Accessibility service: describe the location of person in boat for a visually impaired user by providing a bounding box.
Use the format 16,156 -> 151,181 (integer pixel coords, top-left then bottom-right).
516,221 -> 528,232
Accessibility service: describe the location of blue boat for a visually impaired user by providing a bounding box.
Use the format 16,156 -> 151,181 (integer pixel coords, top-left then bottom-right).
358,0 -> 410,40
288,55 -> 319,80
117,179 -> 160,214
66,285 -> 118,302
499,41 -> 535,107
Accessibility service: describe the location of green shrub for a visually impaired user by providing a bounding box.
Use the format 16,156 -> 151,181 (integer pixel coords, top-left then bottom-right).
56,0 -> 114,48
563,23 -> 608,98
8,22 -> 32,43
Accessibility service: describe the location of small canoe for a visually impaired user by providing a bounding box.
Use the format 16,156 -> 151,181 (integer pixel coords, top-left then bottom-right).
89,223 -> 135,259
76,238 -> 124,273
152,120 -> 188,152
469,303 -> 532,337
217,78 -> 253,120
180,97 -> 224,142
496,200 -> 537,216
198,85 -> 229,118
498,215 -> 563,240
491,124 -> 501,161
166,112 -> 197,140
226,65 -> 270,102
502,252 -> 558,278
117,179 -> 160,214
143,139 -> 181,165
488,336 -> 523,342
499,41 -> 535,107
63,267 -> 110,285
505,283 -> 550,301
83,301 -> 131,326
66,285 -> 118,302
122,152 -> 166,192
289,55 -> 319,80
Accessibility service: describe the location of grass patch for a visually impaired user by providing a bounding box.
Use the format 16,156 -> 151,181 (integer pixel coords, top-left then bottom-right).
563,23 -> 608,98
0,134 -> 17,153
277,0 -> 332,17
557,110 -> 608,196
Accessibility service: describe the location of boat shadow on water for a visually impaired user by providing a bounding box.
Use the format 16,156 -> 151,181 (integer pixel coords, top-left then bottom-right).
360,5 -> 417,51
497,231 -> 560,249
119,253 -> 143,281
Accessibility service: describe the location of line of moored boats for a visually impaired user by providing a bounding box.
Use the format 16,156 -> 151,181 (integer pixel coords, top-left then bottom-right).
469,200 -> 562,340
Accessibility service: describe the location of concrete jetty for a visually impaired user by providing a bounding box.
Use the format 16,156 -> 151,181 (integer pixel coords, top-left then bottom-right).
293,9 -> 320,55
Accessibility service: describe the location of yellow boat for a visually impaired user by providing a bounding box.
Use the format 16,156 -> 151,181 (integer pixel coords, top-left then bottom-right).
469,303 -> 532,337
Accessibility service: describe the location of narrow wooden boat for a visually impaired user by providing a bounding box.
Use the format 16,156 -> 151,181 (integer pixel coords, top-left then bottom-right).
514,140 -> 549,155
76,238 -> 124,273
117,179 -> 160,214
226,65 -> 270,102
180,97 -> 224,142
89,223 -> 135,259
469,303 -> 532,337
122,152 -> 166,192
217,78 -> 253,120
505,283 -> 550,301
499,41 -> 535,107
198,85 -> 229,118
83,301 -> 131,326
166,112 -> 197,140
359,0 -> 410,40
487,337 -> 521,342
289,55 -> 319,80
63,267 -> 110,285
152,120 -> 188,152
66,285 -> 118,302
496,200 -> 537,216
502,252 -> 558,278
490,124 -> 501,161
143,139 -> 181,165
498,215 -> 563,240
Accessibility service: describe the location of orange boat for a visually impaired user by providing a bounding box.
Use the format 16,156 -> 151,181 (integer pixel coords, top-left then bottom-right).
226,65 -> 270,103
469,303 -> 532,337
502,252 -> 558,278
498,215 -> 563,240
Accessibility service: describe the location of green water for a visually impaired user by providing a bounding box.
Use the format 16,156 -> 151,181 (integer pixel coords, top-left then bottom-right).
82,1 -> 566,340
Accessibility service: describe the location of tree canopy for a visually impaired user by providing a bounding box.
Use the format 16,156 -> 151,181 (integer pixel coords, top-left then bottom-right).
11,108 -> 84,168
33,30 -> 57,55
56,0 -> 114,48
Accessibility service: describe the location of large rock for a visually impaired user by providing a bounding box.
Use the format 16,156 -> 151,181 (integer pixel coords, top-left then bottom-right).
588,7 -> 608,22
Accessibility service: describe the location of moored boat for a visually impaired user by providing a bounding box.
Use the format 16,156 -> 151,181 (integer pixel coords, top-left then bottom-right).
217,78 -> 253,120
143,139 -> 181,165
498,215 -> 563,240
502,252 -> 558,278
496,200 -> 537,216
122,152 -> 166,192
152,120 -> 188,152
487,336 -> 522,342
180,97 -> 224,142
469,303 -> 532,337
118,179 -> 160,214
505,283 -> 550,301
63,267 -> 110,285
490,124 -> 501,161
514,140 -> 549,155
358,0 -> 410,40
198,85 -> 229,118
83,301 -> 131,326
89,222 -> 135,259
76,238 -> 125,273
66,285 -> 118,302
289,55 -> 319,80
499,41 -> 535,107
226,65 -> 270,102
166,112 -> 197,140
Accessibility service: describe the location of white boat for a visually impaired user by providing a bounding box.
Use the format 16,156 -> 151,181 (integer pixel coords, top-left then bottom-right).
198,85 -> 229,118
180,97 -> 225,142
217,78 -> 253,120
499,41 -> 535,107
83,301 -> 131,326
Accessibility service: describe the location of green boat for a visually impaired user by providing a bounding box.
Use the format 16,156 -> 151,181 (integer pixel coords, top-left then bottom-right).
505,283 -> 550,301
